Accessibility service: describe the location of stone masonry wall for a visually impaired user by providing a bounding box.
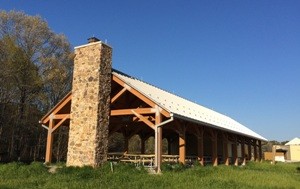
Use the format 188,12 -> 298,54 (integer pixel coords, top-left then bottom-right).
66,41 -> 112,167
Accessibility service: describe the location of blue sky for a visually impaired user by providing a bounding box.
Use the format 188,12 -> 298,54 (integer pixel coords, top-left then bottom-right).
2,0 -> 300,141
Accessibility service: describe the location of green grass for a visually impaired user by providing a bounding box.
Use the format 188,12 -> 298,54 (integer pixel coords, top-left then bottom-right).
0,161 -> 299,189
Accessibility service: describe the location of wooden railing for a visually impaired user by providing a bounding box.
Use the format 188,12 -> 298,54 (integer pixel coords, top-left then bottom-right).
108,153 -> 247,167
108,153 -> 201,166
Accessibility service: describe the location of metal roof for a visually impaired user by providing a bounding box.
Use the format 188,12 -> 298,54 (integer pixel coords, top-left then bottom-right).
113,70 -> 267,141
285,137 -> 300,145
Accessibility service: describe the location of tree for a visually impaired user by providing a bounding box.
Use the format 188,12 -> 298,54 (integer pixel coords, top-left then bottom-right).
0,10 -> 73,161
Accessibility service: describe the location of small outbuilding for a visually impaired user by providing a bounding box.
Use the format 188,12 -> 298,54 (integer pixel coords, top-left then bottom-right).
285,137 -> 300,162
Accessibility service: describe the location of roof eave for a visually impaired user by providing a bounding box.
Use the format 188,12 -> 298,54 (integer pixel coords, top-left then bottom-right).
172,113 -> 268,141
39,91 -> 72,123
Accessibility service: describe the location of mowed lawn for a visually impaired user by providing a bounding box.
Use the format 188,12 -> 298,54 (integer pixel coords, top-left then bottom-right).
0,161 -> 299,189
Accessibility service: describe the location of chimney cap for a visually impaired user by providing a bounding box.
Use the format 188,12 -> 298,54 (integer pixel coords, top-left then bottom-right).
88,37 -> 100,43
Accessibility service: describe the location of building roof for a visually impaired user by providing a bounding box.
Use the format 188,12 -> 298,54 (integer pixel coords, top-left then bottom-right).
113,69 -> 267,141
285,137 -> 300,146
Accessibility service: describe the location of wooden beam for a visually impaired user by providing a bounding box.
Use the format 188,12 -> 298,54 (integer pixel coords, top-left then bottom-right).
222,132 -> 229,166
111,87 -> 127,104
113,75 -> 155,107
253,139 -> 257,162
53,114 -> 71,119
232,135 -> 239,166
179,124 -> 186,164
248,141 -> 252,161
111,108 -> 155,116
52,114 -> 70,132
133,115 -> 155,122
112,75 -> 170,118
131,110 -> 155,129
258,140 -> 262,162
42,94 -> 72,124
208,129 -> 218,166
196,126 -> 204,166
241,137 -> 246,165
190,124 -> 204,166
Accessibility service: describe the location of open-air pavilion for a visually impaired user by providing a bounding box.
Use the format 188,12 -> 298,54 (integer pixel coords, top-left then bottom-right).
40,68 -> 267,170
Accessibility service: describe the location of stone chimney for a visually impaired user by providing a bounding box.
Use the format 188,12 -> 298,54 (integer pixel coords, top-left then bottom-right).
67,38 -> 112,167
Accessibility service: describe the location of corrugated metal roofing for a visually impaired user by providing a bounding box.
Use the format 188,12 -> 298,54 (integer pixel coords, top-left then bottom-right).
113,70 -> 267,141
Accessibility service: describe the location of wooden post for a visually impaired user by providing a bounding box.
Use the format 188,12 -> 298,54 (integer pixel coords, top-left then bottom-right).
179,130 -> 186,164
248,141 -> 252,161
241,137 -> 246,165
210,130 -> 218,166
253,139 -> 257,162
197,127 -> 204,166
45,117 -> 54,163
258,140 -> 262,162
222,133 -> 229,166
233,136 -> 238,166
155,112 -> 162,173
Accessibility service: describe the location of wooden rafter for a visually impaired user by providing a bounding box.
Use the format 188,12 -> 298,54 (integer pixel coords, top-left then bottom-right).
111,87 -> 127,104
112,75 -> 170,118
41,94 -> 72,124
52,114 -> 70,132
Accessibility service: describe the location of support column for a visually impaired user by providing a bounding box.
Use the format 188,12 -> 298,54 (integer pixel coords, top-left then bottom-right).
222,133 -> 229,166
241,137 -> 246,165
253,139 -> 257,162
179,129 -> 186,164
258,140 -> 262,162
197,137 -> 204,166
210,130 -> 218,166
197,127 -> 204,166
45,117 -> 54,163
247,141 -> 252,161
155,113 -> 162,173
233,136 -> 238,166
